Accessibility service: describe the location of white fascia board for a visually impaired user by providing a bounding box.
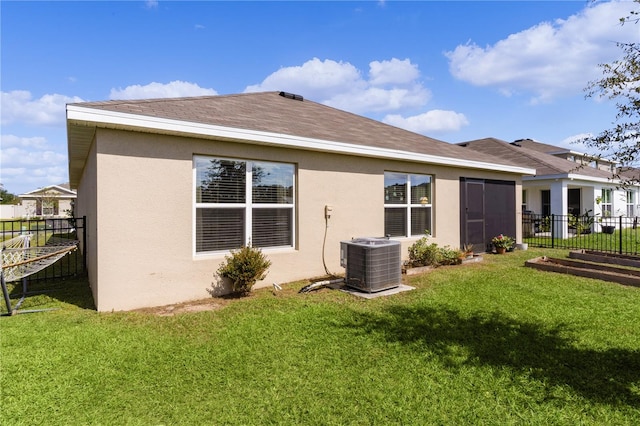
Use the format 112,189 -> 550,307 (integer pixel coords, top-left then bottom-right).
523,173 -> 629,185
523,174 -> 570,182
567,173 -> 631,185
18,184 -> 77,197
67,105 -> 535,175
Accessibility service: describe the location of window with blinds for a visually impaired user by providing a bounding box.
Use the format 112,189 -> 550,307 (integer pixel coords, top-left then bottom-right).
384,172 -> 432,237
194,156 -> 295,253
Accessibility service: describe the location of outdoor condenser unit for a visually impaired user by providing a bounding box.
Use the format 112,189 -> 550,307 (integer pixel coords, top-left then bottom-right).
340,238 -> 401,293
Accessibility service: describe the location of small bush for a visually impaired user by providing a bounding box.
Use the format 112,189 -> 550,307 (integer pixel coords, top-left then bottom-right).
438,246 -> 463,265
408,235 -> 462,267
217,246 -> 272,295
408,236 -> 439,267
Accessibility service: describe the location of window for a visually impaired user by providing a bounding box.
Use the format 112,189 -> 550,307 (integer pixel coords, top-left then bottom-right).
37,199 -> 58,216
194,156 -> 295,253
522,189 -> 528,212
627,190 -> 635,217
384,172 -> 432,237
601,188 -> 612,217
541,190 -> 551,217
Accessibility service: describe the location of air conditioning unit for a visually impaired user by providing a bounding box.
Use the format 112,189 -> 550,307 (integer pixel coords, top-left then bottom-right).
340,238 -> 401,293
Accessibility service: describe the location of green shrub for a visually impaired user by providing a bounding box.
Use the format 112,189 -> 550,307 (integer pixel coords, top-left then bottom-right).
217,246 -> 272,295
408,235 -> 462,267
408,236 -> 439,267
438,246 -> 463,265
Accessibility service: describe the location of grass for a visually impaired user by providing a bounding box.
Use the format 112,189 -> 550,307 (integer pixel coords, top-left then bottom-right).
525,227 -> 640,254
1,248 -> 639,424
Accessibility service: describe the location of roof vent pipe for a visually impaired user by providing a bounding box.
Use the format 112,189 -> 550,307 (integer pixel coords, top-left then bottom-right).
279,91 -> 304,101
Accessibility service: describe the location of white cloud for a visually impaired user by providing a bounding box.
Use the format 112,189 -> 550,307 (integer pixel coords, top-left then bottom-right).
368,58 -> 420,86
8,166 -> 69,193
244,57 -> 482,135
326,86 -> 430,114
1,136 -> 66,168
383,110 -> 469,134
145,0 -> 158,9
445,1 -> 638,102
2,147 -> 66,168
1,134 -> 49,150
109,80 -> 218,100
0,134 -> 68,192
245,57 -> 432,114
1,91 -> 83,126
245,58 -> 364,100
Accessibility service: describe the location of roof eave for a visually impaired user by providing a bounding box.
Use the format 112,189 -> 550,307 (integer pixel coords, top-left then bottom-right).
19,184 -> 77,197
66,105 -> 535,186
523,173 -> 634,185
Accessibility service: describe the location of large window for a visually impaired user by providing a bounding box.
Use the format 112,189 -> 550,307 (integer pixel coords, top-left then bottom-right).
384,172 -> 432,237
194,156 -> 295,253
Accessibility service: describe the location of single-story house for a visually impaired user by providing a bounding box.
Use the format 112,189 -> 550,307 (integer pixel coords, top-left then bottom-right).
17,184 -> 77,218
66,91 -> 534,311
458,138 -> 640,237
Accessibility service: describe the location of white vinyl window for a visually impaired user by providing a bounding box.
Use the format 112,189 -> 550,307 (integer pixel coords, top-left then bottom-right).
384,172 -> 432,237
194,156 -> 295,253
601,188 -> 613,217
627,190 -> 635,217
38,199 -> 58,216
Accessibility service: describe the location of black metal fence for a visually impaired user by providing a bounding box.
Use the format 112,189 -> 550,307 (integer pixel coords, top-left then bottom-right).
523,213 -> 640,255
1,216 -> 86,282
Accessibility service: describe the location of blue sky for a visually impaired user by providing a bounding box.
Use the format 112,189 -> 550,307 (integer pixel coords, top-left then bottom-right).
1,0 -> 638,195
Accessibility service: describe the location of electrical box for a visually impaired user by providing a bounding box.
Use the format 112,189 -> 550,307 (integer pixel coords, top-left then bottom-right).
340,238 -> 401,293
325,205 -> 333,219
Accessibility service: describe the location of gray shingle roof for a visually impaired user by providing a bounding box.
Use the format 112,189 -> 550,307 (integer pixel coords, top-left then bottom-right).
511,139 -> 573,154
458,137 -> 616,180
69,92 -> 519,166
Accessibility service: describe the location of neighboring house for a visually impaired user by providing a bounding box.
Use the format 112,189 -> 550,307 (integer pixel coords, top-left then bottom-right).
17,184 -> 77,218
66,92 -> 534,311
458,138 -> 640,237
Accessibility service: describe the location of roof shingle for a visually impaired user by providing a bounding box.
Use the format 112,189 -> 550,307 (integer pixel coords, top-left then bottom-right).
70,92 -> 521,167
458,137 -> 616,180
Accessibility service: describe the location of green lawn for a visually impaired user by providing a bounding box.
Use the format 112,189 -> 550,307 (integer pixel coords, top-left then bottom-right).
525,227 -> 640,254
1,248 -> 639,425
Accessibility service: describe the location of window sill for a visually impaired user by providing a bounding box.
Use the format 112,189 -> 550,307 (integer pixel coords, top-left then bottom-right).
193,246 -> 296,260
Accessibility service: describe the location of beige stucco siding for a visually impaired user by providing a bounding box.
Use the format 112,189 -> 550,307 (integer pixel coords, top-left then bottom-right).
75,137 -> 99,307
83,128 -> 523,311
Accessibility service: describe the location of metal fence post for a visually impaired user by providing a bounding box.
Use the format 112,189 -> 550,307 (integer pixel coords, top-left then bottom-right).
551,214 -> 555,249
619,215 -> 623,254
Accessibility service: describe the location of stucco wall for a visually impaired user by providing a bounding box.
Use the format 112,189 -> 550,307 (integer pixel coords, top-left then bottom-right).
75,138 -> 99,307
84,128 -> 522,311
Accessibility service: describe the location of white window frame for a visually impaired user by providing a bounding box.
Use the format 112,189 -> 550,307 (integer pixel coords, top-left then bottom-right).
626,190 -> 636,217
193,155 -> 296,254
601,188 -> 613,217
384,172 -> 433,238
